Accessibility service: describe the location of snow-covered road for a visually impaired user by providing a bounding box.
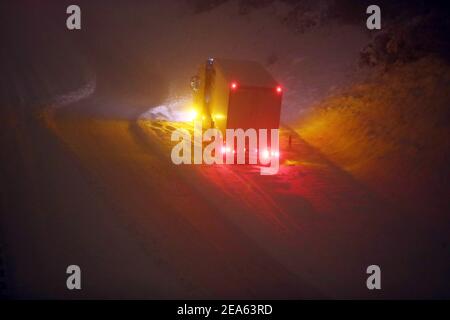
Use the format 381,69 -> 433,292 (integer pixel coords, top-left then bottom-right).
17,97 -> 442,299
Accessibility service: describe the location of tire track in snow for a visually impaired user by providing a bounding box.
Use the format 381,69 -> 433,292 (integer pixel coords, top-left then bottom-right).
50,71 -> 97,109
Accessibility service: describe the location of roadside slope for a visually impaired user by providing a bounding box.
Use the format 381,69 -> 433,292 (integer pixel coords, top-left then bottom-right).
295,57 -> 450,217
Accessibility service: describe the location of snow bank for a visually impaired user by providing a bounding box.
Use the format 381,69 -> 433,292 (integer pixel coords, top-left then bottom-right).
295,57 -> 450,215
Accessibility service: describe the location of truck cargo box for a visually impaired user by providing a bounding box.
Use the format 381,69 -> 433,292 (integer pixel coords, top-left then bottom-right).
193,58 -> 282,133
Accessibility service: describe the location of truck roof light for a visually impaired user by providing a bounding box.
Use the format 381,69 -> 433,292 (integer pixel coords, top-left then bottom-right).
231,82 -> 238,90
276,86 -> 282,93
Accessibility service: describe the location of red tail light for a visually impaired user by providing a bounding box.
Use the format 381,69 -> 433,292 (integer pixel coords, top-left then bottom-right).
276,85 -> 282,94
230,82 -> 238,90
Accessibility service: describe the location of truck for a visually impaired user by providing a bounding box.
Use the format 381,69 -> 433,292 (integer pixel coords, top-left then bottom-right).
190,58 -> 283,133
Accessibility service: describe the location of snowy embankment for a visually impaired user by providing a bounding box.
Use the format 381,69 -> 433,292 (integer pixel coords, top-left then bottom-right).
295,57 -> 450,217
